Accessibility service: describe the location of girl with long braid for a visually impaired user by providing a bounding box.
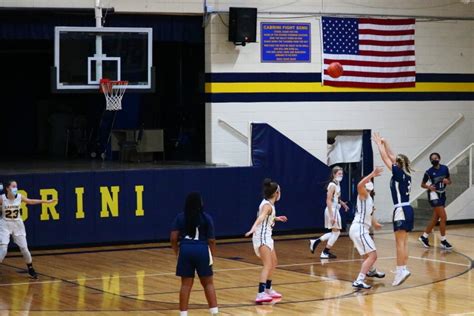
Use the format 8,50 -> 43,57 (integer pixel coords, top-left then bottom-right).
170,192 -> 218,316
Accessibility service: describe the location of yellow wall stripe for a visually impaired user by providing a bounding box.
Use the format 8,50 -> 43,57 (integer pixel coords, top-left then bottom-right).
205,82 -> 474,94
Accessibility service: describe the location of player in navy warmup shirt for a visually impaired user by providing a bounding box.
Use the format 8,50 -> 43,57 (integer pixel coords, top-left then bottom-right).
373,133 -> 413,287
419,153 -> 453,250
170,192 -> 218,316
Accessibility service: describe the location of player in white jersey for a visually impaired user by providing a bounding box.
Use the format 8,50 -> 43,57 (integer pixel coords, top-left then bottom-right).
349,166 -> 385,289
0,180 -> 56,278
245,178 -> 288,304
309,166 -> 349,259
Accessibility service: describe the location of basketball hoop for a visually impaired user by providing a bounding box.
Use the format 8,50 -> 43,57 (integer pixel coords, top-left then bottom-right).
100,78 -> 128,111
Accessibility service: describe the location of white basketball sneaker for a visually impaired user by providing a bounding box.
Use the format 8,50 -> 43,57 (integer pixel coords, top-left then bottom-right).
255,292 -> 273,303
392,269 -> 410,286
352,280 -> 372,289
265,288 -> 282,299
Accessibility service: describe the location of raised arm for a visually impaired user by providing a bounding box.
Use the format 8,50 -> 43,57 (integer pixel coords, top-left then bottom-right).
372,133 -> 394,170
21,196 -> 56,205
245,205 -> 272,237
357,166 -> 384,200
382,138 -> 397,164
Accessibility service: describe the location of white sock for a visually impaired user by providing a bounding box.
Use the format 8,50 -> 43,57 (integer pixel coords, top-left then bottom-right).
440,235 -> 446,241
320,232 -> 332,242
396,266 -> 403,272
357,273 -> 365,281
209,307 -> 218,315
180,311 -> 188,316
402,265 -> 407,271
422,232 -> 429,238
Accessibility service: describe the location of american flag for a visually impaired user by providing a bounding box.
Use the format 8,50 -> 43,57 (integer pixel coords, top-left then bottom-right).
322,17 -> 416,89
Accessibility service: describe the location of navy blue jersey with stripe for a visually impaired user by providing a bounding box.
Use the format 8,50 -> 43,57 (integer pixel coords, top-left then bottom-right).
422,164 -> 450,193
390,164 -> 412,204
172,212 -> 215,242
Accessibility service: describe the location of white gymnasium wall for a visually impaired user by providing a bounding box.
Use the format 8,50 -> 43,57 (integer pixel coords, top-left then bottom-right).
204,2 -> 474,222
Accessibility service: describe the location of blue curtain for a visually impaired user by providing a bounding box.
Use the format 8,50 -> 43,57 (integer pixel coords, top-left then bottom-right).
0,11 -> 203,42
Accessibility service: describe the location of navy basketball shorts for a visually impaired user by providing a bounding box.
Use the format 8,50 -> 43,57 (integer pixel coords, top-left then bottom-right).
176,241 -> 213,278
393,205 -> 414,232
429,193 -> 447,208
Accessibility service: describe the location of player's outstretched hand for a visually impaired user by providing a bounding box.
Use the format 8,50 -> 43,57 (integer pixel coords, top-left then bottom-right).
46,199 -> 57,203
374,222 -> 383,230
372,166 -> 384,177
372,132 -> 383,145
275,216 -> 288,223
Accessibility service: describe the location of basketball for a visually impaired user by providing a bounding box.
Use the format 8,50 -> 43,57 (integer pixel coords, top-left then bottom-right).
327,62 -> 344,78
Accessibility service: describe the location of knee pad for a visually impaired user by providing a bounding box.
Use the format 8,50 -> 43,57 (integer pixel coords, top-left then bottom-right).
327,231 -> 341,247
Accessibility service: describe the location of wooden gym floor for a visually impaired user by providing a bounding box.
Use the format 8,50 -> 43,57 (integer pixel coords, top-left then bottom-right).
0,225 -> 473,315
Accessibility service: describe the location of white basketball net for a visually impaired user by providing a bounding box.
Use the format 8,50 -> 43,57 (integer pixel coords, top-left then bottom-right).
100,79 -> 128,111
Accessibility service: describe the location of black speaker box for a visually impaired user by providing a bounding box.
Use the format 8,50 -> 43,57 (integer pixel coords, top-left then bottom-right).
228,7 -> 257,45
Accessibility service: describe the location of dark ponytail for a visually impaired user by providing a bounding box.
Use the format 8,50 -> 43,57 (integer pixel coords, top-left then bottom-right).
4,180 -> 15,195
262,178 -> 279,199
184,192 -> 204,238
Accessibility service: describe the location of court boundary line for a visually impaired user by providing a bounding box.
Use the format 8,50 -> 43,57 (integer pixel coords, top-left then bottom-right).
0,238 -> 471,312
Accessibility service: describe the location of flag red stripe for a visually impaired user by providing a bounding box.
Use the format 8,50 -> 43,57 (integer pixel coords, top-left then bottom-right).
359,50 -> 415,57
324,59 -> 416,67
324,70 -> 416,78
358,18 -> 416,25
324,80 -> 415,89
359,39 -> 414,46
359,29 -> 414,36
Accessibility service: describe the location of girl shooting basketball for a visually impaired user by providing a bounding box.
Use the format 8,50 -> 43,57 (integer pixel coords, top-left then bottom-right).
309,166 -> 349,259
372,133 -> 414,286
245,178 -> 288,304
349,166 -> 385,289
0,180 -> 56,279
170,192 -> 218,316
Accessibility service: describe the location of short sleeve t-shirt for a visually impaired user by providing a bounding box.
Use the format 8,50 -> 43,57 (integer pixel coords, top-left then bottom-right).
172,212 -> 215,241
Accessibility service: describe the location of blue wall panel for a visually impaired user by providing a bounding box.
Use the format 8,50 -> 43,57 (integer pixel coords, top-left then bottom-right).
1,124 -> 329,248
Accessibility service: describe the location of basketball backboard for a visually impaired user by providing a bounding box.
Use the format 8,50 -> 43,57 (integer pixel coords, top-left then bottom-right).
53,26 -> 154,92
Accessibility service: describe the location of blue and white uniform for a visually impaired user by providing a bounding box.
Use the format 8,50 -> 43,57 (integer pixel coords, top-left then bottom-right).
349,195 -> 376,255
390,164 -> 414,232
172,211 -> 215,278
252,199 -> 276,257
324,181 -> 342,229
0,193 -> 28,247
423,164 -> 450,207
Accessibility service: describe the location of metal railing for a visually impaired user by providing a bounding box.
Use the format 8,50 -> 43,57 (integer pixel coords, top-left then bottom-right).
411,113 -> 464,165
410,142 -> 474,204
217,119 -> 248,144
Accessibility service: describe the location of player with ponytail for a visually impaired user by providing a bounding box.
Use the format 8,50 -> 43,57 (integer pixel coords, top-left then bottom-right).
245,178 -> 288,304
372,133 -> 414,286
